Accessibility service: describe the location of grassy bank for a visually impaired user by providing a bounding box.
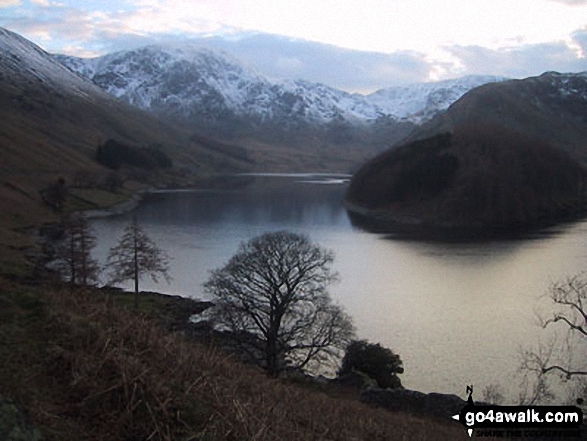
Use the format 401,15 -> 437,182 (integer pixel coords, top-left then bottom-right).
0,280 -> 469,440
0,171 -> 474,439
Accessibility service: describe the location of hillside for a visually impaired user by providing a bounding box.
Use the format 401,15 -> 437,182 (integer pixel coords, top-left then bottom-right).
346,72 -> 587,236
408,72 -> 587,162
0,27 -> 256,275
346,128 -> 587,236
0,280 -> 471,440
55,43 -> 504,156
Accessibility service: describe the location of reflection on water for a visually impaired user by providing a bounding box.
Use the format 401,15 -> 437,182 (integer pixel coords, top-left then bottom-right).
91,175 -> 587,400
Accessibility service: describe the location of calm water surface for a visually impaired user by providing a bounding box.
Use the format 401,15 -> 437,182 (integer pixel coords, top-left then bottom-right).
91,175 -> 587,400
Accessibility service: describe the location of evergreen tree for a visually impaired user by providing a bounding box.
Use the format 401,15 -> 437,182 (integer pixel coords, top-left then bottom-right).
54,213 -> 100,287
106,217 -> 171,309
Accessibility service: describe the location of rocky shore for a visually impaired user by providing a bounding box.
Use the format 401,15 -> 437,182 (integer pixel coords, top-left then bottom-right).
82,189 -> 148,219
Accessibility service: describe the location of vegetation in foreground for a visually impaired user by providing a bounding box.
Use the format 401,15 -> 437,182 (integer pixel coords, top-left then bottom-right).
0,280 -> 469,440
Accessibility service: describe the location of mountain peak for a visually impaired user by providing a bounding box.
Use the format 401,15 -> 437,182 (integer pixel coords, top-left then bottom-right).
56,42 -> 509,130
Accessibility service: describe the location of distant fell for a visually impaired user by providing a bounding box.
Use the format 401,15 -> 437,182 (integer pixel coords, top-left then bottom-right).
408,72 -> 587,162
347,72 -> 587,236
347,127 -> 587,235
54,42 -> 505,153
0,27 -> 253,177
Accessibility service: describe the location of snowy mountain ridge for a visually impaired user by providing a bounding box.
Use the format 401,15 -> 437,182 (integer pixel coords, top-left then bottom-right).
54,43 -> 506,127
366,75 -> 510,124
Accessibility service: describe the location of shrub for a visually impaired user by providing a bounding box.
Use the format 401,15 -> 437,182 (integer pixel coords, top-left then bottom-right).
338,340 -> 403,389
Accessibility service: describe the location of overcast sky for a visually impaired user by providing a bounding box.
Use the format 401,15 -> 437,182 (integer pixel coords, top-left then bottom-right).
2,0 -> 587,93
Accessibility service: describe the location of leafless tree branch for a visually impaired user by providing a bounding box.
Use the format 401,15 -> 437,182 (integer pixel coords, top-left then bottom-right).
205,231 -> 354,377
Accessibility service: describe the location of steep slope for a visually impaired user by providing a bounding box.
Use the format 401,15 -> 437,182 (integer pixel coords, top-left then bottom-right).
408,72 -> 587,161
347,73 -> 587,236
0,28 -> 255,176
0,27 -> 258,274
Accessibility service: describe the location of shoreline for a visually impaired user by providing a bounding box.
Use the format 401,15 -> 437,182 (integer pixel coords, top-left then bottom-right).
344,199 -> 587,242
82,188 -> 150,219
83,173 -> 352,220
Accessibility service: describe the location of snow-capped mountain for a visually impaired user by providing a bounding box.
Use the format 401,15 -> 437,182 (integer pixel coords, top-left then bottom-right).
0,27 -> 257,175
57,45 -> 271,124
55,44 -> 505,134
367,75 -> 507,124
56,45 -> 381,131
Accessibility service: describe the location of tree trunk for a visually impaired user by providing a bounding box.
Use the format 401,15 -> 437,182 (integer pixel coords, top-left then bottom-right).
266,313 -> 281,377
81,226 -> 87,285
69,230 -> 75,291
134,229 -> 139,310
266,337 -> 278,377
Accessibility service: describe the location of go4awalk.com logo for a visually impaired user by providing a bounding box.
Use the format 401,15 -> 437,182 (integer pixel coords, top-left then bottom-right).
452,387 -> 584,438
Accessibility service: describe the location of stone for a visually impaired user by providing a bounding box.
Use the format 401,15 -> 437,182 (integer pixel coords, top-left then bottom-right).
0,396 -> 43,441
360,387 -> 467,419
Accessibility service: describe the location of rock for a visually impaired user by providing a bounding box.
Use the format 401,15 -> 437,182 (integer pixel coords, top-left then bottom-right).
0,396 -> 43,441
313,375 -> 330,386
360,387 -> 467,419
424,392 -> 469,417
332,370 -> 378,390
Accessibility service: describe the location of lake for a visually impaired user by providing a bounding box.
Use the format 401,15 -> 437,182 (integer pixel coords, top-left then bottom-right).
90,174 -> 587,401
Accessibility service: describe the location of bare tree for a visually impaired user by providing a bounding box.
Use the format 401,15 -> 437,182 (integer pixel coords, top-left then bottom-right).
106,217 -> 171,309
204,231 -> 355,377
481,383 -> 505,405
54,213 -> 100,287
520,273 -> 587,403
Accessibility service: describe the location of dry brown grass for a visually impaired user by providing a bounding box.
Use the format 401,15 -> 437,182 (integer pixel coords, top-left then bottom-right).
0,284 -> 471,441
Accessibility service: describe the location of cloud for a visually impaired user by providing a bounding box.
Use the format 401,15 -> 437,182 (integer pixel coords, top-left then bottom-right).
443,39 -> 587,79
570,28 -> 587,57
0,0 -> 21,7
275,56 -> 304,71
184,33 -> 433,92
548,0 -> 587,5
3,0 -> 587,91
4,3 -> 163,55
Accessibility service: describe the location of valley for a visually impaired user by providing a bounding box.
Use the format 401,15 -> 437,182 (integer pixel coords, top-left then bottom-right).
2,24 -> 587,440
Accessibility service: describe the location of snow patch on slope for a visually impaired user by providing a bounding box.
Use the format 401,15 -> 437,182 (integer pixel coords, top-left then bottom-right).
54,41 -> 508,126
0,27 -> 101,99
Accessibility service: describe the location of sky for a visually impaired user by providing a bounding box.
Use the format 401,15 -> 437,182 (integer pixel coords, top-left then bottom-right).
1,0 -> 587,93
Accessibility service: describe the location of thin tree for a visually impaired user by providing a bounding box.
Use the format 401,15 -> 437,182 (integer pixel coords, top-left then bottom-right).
43,177 -> 68,211
54,213 -> 100,287
204,231 -> 355,377
106,217 -> 171,309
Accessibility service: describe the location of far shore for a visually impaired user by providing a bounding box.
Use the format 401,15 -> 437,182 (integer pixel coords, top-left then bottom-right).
82,189 -> 149,219
344,199 -> 587,242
